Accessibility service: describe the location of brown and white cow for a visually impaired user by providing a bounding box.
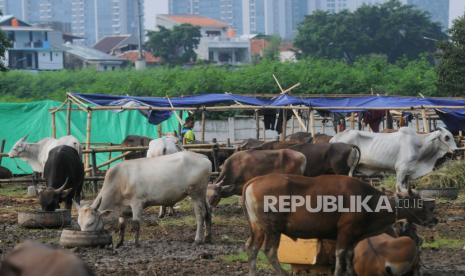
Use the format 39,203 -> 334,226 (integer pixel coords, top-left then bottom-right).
242,174 -> 437,276
0,241 -> 94,276
208,149 -> 306,207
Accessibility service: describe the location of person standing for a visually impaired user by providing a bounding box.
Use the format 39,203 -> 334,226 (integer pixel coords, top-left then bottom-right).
182,116 -> 196,144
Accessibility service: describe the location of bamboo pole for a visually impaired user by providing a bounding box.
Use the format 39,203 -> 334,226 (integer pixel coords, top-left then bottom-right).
280,109 -> 287,141
201,109 -> 206,143
157,124 -> 162,138
85,111 -> 92,173
51,112 -> 56,138
255,110 -> 260,139
291,115 -> 295,134
67,93 -> 90,113
350,112 -> 355,129
0,140 -> 5,165
178,110 -> 183,136
66,101 -> 72,135
415,115 -> 420,132
310,110 -> 315,137
84,151 -> 131,173
421,109 -> 429,132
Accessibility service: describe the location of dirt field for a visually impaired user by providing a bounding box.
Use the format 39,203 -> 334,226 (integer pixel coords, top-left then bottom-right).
0,183 -> 464,276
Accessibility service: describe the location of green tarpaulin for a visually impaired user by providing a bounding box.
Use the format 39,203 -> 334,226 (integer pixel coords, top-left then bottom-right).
0,100 -> 183,174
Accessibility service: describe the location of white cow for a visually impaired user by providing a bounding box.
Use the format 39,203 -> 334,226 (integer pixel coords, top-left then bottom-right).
146,136 -> 181,158
75,151 -> 212,247
8,135 -> 82,173
330,127 -> 457,192
146,136 -> 183,218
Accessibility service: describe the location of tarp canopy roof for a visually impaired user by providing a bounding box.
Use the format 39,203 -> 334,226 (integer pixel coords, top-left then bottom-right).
72,93 -> 465,110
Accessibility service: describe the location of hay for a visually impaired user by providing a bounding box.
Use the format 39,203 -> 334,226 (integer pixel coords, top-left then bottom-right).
415,161 -> 465,189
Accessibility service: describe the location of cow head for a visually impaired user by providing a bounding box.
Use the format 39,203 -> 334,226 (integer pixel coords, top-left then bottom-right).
436,127 -> 458,153
38,179 -> 72,211
8,135 -> 29,158
393,219 -> 423,246
75,197 -> 111,231
395,188 -> 438,227
207,175 -> 236,207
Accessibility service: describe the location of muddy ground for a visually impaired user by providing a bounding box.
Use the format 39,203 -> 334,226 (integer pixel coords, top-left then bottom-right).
0,184 -> 464,276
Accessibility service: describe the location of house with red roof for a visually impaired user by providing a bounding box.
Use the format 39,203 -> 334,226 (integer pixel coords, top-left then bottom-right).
156,15 -> 251,65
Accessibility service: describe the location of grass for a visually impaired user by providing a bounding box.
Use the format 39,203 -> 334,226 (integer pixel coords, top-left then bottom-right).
0,184 -> 27,198
422,237 -> 465,249
222,250 -> 291,271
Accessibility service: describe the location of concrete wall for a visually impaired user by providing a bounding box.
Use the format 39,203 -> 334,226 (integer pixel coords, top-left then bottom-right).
38,51 -> 64,70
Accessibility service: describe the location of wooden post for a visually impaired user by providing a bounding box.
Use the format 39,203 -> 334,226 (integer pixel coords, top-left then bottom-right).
255,110 -> 260,140
201,109 -> 206,143
322,117 -> 326,134
107,143 -> 112,170
0,139 -> 5,165
212,143 -> 219,172
350,112 -> 355,129
421,109 -> 429,132
51,112 -> 56,138
415,115 -> 420,132
291,115 -> 295,134
91,150 -> 98,194
66,101 -> 72,135
85,111 -> 92,173
280,109 -> 287,141
178,110 -> 183,136
306,108 -> 310,133
310,110 -> 315,138
157,124 -> 162,138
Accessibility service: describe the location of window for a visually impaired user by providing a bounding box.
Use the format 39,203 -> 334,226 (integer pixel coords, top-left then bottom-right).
50,52 -> 53,61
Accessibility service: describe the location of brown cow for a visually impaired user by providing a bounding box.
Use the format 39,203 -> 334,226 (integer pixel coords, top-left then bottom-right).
285,132 -> 313,143
251,140 -> 302,150
242,174 -> 437,276
290,143 -> 360,177
236,139 -> 264,151
208,149 -> 306,206
0,241 -> 95,276
312,133 -> 333,144
121,135 -> 151,160
353,233 -> 420,276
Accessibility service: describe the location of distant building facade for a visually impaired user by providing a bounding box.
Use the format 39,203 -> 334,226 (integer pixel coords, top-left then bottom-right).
166,0 -> 307,39
406,0 -> 449,30
0,15 -> 64,70
1,0 -> 143,46
156,14 -> 251,64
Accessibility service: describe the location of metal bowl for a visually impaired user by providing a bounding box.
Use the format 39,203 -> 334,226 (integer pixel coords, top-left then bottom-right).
17,209 -> 71,228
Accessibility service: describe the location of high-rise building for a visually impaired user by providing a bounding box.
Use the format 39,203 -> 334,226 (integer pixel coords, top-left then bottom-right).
406,0 -> 449,30
168,0 -> 306,39
1,0 -> 142,46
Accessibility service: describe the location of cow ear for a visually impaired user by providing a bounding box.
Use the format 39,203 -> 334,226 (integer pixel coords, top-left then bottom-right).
73,200 -> 81,210
99,209 -> 112,217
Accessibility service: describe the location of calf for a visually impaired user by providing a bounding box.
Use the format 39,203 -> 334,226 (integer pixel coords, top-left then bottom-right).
0,241 -> 94,276
121,135 -> 151,160
285,132 -> 313,143
312,133 -> 333,144
39,145 -> 84,211
208,149 -> 306,207
243,174 -> 437,276
76,151 -> 212,247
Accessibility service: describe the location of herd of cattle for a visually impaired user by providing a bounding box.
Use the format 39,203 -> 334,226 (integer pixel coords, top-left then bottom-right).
0,126 -> 458,276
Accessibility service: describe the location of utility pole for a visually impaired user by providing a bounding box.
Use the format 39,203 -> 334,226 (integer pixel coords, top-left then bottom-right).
135,0 -> 146,70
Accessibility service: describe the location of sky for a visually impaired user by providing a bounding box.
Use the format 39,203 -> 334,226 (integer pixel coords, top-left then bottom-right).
449,0 -> 465,27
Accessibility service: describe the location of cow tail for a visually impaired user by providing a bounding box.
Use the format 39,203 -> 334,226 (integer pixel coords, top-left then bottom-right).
242,181 -> 254,251
348,145 -> 361,177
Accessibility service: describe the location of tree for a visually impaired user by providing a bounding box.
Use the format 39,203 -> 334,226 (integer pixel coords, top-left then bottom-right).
146,24 -> 201,65
437,14 -> 465,96
262,35 -> 282,61
0,10 -> 12,71
294,0 -> 446,62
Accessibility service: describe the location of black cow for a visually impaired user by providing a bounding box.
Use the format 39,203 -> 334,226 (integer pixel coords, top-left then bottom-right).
39,145 -> 84,211
0,166 -> 12,179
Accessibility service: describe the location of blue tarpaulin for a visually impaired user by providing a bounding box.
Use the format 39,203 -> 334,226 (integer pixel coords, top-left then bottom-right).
72,93 -> 465,128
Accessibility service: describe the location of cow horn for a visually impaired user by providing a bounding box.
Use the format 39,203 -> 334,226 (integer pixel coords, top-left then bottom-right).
94,197 -> 102,210
55,178 -> 69,193
220,185 -> 235,196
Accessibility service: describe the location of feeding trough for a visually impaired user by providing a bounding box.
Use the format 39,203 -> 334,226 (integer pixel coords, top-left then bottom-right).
17,209 -> 71,228
59,228 -> 112,248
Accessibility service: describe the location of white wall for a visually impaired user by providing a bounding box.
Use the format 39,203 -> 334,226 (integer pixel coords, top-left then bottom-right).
38,51 -> 63,70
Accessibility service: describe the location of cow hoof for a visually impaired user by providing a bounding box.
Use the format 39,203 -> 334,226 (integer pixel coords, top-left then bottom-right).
193,240 -> 203,245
